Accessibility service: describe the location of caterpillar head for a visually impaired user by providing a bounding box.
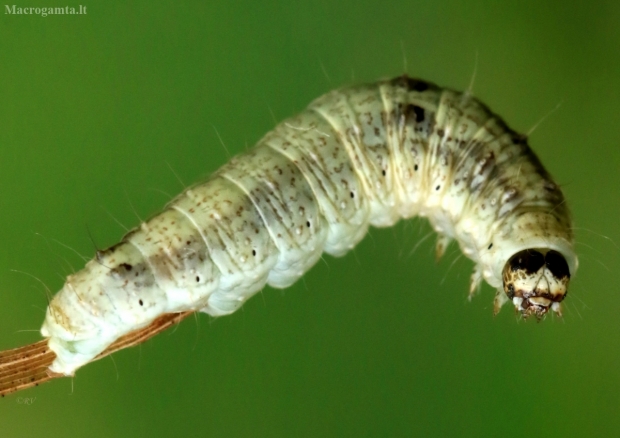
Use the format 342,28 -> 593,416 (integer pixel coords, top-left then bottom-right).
501,249 -> 570,319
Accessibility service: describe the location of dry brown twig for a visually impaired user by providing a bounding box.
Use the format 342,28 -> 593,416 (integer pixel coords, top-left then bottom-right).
0,311 -> 194,397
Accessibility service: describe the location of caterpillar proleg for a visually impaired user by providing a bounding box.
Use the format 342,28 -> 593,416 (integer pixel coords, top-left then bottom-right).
0,75 -> 577,394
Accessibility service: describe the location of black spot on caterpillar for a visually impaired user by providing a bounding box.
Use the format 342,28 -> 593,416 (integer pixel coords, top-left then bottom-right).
0,75 -> 578,391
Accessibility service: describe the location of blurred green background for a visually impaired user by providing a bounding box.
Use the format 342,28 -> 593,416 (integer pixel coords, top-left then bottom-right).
0,1 -> 619,436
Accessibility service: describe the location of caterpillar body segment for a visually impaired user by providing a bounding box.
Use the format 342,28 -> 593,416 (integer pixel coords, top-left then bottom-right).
39,75 -> 576,376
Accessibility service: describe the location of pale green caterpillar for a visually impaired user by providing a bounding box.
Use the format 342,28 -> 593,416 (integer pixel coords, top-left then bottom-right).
40,75 -> 577,376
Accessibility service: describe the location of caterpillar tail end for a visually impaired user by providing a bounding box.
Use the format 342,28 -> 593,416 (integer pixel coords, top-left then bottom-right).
0,312 -> 195,397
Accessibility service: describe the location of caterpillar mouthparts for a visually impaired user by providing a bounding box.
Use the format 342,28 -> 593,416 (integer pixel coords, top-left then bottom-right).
501,249 -> 571,319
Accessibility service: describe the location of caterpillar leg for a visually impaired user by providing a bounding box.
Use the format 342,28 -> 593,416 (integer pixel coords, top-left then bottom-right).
493,290 -> 509,315
468,266 -> 483,301
435,235 -> 452,262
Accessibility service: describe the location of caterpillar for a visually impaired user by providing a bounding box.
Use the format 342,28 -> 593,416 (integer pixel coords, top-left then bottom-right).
0,75 -> 577,396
